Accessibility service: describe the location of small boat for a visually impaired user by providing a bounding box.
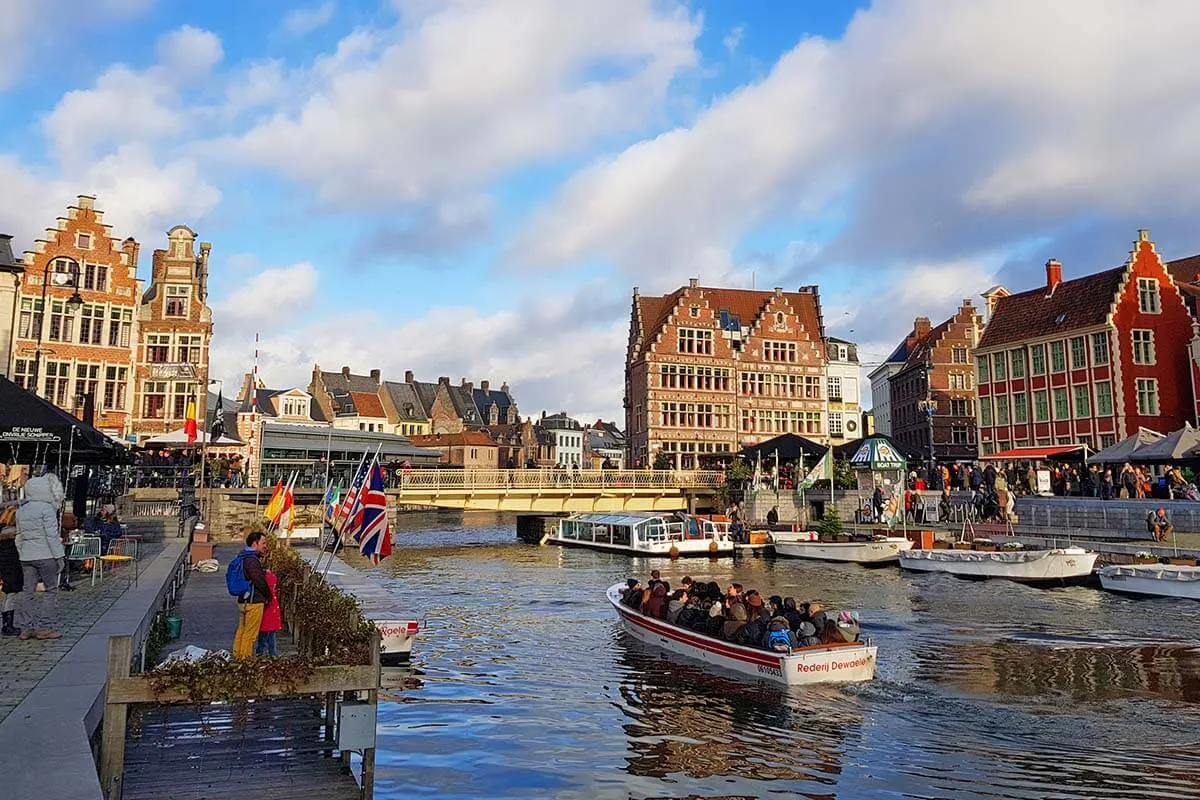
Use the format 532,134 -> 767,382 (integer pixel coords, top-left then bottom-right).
607,584 -> 877,686
771,530 -> 912,563
1098,563 -> 1200,599
373,619 -> 421,666
548,512 -> 733,557
899,546 -> 1097,584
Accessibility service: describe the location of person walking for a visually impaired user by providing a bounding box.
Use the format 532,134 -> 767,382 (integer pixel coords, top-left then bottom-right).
255,568 -> 282,657
0,501 -> 23,637
229,531 -> 272,658
14,473 -> 66,640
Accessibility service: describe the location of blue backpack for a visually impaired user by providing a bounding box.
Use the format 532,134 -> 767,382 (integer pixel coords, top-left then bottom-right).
226,549 -> 254,600
766,628 -> 792,652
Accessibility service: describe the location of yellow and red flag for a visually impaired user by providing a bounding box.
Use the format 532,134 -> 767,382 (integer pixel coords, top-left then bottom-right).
183,399 -> 198,445
263,479 -> 285,521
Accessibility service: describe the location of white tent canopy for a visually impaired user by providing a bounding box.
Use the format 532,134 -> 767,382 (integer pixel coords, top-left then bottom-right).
143,428 -> 242,446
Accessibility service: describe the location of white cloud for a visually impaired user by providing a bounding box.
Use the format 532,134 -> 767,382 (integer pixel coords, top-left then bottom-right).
282,2 -> 337,36
213,262 -> 320,329
228,0 -> 701,207
43,26 -> 223,166
723,25 -> 744,54
511,0 -> 1200,283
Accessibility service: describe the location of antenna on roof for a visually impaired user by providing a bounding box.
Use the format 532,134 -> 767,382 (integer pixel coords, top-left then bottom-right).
752,271 -> 755,290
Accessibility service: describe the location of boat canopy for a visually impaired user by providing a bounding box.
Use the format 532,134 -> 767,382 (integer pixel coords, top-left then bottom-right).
570,512 -> 667,526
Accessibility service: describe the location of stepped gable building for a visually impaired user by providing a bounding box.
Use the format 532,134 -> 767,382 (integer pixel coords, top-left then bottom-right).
888,300 -> 984,467
8,195 -> 142,436
625,279 -> 829,469
380,372 -> 432,436
975,230 -> 1195,456
131,225 -> 213,441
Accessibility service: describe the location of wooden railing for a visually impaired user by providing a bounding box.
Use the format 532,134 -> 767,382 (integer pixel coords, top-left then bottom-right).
396,468 -> 725,492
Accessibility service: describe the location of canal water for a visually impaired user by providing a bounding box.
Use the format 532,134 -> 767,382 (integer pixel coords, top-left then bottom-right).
362,512 -> 1200,799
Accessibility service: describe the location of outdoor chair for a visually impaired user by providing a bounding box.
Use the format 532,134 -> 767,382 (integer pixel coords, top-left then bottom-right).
66,535 -> 102,586
99,538 -> 138,588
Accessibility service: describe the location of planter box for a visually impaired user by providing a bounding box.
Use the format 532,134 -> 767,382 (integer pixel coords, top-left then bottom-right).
932,540 -> 951,549
1132,556 -> 1160,564
953,541 -> 973,550
1168,558 -> 1197,566
189,541 -> 214,563
748,531 -> 770,545
974,543 -> 997,552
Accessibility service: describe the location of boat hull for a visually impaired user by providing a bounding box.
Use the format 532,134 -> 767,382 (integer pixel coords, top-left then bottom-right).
1098,564 -> 1200,599
547,536 -> 733,557
899,547 -> 1097,583
375,619 -> 420,666
607,585 -> 876,686
772,534 -> 912,563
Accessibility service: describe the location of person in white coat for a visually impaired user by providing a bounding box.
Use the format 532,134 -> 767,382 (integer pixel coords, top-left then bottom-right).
15,472 -> 66,640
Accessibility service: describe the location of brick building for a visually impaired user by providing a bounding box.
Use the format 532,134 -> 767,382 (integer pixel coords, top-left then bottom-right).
975,231 -> 1195,455
625,280 -> 829,469
131,225 -> 213,441
409,431 -> 498,469
888,300 -> 984,465
8,196 -> 142,436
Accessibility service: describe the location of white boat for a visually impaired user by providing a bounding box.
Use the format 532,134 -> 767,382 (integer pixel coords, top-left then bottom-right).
770,530 -> 913,563
374,619 -> 421,666
607,584 -> 877,686
548,512 -> 734,557
899,546 -> 1097,583
1098,563 -> 1200,599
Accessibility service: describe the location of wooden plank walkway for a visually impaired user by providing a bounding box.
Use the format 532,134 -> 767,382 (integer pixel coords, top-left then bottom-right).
122,696 -> 360,800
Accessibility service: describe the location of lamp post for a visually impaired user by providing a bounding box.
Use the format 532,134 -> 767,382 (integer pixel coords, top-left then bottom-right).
31,258 -> 84,397
920,356 -> 937,489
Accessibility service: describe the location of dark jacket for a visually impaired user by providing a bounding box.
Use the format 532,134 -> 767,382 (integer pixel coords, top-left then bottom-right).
0,538 -> 22,594
241,550 -> 272,605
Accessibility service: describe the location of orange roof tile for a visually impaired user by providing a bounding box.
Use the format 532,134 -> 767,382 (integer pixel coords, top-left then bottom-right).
350,392 -> 386,418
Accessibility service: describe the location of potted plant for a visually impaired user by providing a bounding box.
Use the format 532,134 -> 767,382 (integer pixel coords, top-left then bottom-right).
973,538 -> 997,552
1132,551 -> 1159,564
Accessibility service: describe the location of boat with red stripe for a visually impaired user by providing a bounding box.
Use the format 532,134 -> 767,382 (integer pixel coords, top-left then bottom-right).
607,584 -> 877,686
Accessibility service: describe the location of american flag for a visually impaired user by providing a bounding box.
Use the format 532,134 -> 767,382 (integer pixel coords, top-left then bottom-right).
334,458 -> 370,536
357,462 -> 392,565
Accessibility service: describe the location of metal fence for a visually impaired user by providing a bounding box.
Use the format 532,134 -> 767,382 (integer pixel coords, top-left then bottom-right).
397,468 -> 725,492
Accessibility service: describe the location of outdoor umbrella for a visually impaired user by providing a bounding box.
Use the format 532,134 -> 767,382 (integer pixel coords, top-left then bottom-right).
0,376 -> 123,464
1128,423 -> 1200,464
741,433 -> 825,463
1086,427 -> 1164,464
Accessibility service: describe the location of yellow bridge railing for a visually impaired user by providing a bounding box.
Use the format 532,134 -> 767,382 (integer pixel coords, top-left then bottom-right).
396,469 -> 725,492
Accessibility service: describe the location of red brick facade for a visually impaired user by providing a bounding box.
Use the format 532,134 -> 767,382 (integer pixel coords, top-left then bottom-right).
9,196 -> 141,436
625,280 -> 827,469
131,226 -> 213,442
976,231 -> 1194,453
888,300 -> 984,463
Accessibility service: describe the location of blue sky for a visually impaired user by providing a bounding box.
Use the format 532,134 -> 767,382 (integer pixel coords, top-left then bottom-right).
3,0 -> 1199,422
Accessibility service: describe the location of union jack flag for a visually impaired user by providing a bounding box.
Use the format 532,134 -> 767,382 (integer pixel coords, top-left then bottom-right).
357,462 -> 392,565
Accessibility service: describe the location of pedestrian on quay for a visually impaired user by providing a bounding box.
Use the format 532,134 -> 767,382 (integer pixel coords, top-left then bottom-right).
255,568 -> 282,657
0,501 -> 23,637
228,530 -> 272,659
14,472 -> 66,640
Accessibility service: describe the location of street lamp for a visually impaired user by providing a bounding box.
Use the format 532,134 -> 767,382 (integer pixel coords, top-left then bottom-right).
31,258 -> 84,397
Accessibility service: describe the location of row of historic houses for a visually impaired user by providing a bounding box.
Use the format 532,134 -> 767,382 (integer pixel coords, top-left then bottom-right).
0,195 -> 213,442
872,229 -> 1200,464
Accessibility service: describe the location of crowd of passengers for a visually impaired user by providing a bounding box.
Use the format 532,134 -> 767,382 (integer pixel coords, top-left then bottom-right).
620,571 -> 861,653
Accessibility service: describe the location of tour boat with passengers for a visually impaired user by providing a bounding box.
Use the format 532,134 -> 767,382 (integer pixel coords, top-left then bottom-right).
549,512 -> 734,557
1098,563 -> 1200,599
770,530 -> 913,564
607,584 -> 877,686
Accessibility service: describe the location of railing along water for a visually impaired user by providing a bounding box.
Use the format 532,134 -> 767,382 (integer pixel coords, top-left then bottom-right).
396,469 -> 725,491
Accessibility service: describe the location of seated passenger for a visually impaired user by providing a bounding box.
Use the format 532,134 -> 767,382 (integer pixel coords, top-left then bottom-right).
620,578 -> 642,609
781,597 -> 805,631
643,583 -> 669,619
819,618 -> 841,644
667,589 -> 689,624
836,610 -> 862,642
763,617 -> 796,652
648,569 -> 669,593
794,621 -> 821,647
768,595 -> 784,618
744,591 -> 771,623
807,602 -> 828,633
675,594 -> 705,630
722,601 -> 748,640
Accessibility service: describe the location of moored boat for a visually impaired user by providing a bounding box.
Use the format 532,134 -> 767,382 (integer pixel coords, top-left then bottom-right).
374,618 -> 421,666
899,546 -> 1097,583
607,584 -> 877,686
1098,563 -> 1200,599
770,530 -> 912,563
548,512 -> 733,557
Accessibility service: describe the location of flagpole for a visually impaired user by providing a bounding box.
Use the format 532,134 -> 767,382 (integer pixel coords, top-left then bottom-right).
251,332 -> 263,515
317,447 -> 369,578
798,451 -> 806,530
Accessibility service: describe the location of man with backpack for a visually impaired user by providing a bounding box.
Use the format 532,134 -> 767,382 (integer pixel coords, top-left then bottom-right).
227,531 -> 272,658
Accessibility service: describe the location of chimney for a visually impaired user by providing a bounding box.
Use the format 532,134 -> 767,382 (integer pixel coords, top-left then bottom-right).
500,381 -> 509,394
197,241 -> 211,301
914,316 -> 931,338
688,277 -> 698,288
1045,259 -> 1062,293
461,378 -> 473,392
481,380 -> 490,393
369,369 -> 380,383
341,366 -> 351,378
404,370 -> 414,383
438,376 -> 450,386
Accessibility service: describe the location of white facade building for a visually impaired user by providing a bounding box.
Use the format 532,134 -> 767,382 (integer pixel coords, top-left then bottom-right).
823,338 -> 863,443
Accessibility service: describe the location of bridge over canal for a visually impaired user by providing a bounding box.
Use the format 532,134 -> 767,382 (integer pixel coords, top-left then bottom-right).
393,469 -> 724,513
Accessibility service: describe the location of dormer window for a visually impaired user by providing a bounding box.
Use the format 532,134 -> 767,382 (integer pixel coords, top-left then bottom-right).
283,396 -> 310,418
689,307 -> 699,318
76,233 -> 92,250
165,285 -> 190,317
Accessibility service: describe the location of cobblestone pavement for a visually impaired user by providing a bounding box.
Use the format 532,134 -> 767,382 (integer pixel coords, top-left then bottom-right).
0,543 -> 165,723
